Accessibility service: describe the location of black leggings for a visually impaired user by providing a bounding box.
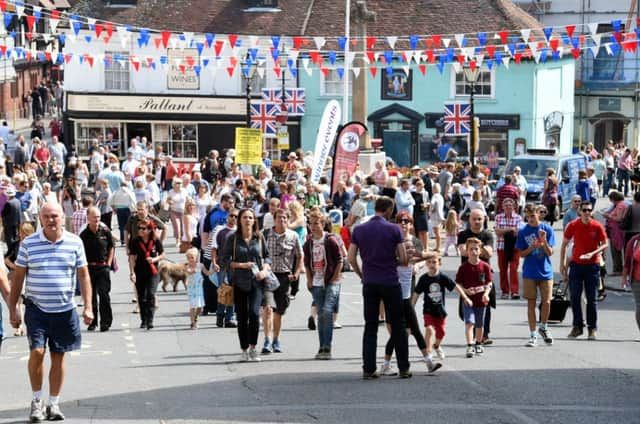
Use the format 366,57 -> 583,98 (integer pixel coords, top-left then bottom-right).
385,298 -> 426,356
234,285 -> 262,350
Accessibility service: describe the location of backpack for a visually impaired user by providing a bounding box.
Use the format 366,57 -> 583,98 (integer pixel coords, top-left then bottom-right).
620,203 -> 633,231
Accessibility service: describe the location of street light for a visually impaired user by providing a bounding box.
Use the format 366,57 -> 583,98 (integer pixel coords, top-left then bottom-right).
243,54 -> 258,127
464,67 -> 480,166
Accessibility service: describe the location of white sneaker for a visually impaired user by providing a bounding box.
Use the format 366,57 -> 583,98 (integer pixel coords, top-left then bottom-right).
379,362 -> 398,376
526,336 -> 538,347
465,345 -> 475,358
29,399 -> 45,422
434,347 -> 446,360
240,351 -> 249,362
248,348 -> 261,362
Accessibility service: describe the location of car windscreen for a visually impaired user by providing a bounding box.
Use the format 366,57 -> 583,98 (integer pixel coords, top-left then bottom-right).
504,159 -> 557,180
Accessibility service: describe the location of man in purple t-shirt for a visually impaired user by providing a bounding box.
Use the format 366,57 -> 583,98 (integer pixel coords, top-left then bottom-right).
348,196 -> 411,379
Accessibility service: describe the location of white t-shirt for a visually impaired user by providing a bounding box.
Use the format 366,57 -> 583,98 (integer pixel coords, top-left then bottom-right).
311,235 -> 326,287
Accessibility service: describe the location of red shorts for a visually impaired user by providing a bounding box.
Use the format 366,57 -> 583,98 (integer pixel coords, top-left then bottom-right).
423,314 -> 446,340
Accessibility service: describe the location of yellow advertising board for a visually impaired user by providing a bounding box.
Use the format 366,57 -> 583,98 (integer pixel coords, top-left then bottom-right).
277,132 -> 290,150
235,127 -> 263,165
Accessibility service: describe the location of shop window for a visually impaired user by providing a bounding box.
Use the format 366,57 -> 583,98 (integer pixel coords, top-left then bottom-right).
105,51 -> 130,91
477,131 -> 507,165
76,122 -> 123,157
321,68 -> 352,96
453,69 -> 494,98
154,123 -> 198,160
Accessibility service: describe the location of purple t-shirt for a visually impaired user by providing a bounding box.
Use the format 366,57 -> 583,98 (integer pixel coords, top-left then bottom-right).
351,216 -> 403,285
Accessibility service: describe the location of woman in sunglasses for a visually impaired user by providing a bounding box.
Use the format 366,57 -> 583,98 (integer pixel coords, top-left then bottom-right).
220,208 -> 271,362
128,219 -> 165,330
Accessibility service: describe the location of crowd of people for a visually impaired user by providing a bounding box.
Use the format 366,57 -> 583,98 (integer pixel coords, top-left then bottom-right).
0,130 -> 640,422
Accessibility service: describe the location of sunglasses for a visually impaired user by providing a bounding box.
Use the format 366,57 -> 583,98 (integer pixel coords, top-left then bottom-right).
138,227 -> 150,230
581,208 -> 593,213
399,219 -> 411,224
228,215 -> 238,218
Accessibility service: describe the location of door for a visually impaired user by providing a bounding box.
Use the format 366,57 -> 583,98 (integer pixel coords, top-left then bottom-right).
126,123 -> 152,152
383,130 -> 412,167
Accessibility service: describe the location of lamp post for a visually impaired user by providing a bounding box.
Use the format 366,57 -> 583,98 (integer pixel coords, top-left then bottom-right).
243,55 -> 258,127
464,67 -> 480,166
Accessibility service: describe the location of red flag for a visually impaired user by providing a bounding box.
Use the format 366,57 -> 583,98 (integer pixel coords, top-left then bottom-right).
214,40 -> 224,57
550,39 -> 559,51
94,23 -> 103,38
226,67 -> 235,77
571,48 -> 581,59
366,51 -> 375,63
331,122 -> 367,195
161,31 -> 171,49
514,52 -> 522,64
370,67 -> 378,78
310,51 -> 320,64
154,38 -> 161,49
425,38 -> 433,49
0,1 -> 5,12
426,50 -> 435,63
179,64 -> 186,74
432,34 -> 441,47
486,45 -> 496,58
614,31 -> 623,44
273,66 -> 281,78
469,60 -> 477,72
456,54 -> 465,65
293,36 -> 304,49
25,33 -> 32,41
320,67 -> 329,78
86,55 -> 94,67
105,22 -> 113,37
418,64 -> 427,75
228,34 -> 238,48
44,51 -> 51,61
64,54 -> 72,64
498,31 -> 509,44
50,10 -> 59,20
146,57 -> 154,67
565,25 -> 576,39
26,15 -> 35,32
131,59 -> 140,71
185,56 -> 195,67
0,45 -> 6,56
366,36 -> 376,49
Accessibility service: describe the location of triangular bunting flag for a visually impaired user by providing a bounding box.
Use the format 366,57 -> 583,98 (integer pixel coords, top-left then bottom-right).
313,37 -> 326,49
386,36 -> 398,49
352,67 -> 360,79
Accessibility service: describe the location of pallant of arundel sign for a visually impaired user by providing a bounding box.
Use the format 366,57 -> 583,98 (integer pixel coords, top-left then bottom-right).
66,94 -> 246,116
167,48 -> 200,90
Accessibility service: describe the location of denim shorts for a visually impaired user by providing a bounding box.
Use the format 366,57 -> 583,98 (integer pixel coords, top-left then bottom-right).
24,300 -> 81,353
463,304 -> 486,328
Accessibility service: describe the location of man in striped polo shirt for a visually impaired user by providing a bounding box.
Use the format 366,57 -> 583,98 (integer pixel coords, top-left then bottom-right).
9,202 -> 93,422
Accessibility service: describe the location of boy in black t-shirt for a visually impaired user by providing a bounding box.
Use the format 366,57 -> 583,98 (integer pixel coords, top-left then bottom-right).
413,252 -> 469,362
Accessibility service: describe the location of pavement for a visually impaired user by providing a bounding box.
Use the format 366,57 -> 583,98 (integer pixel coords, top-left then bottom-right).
1,198 -> 639,423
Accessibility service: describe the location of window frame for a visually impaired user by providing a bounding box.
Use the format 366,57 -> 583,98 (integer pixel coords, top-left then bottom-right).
320,68 -> 352,97
153,122 -> 199,161
451,67 -> 495,99
104,51 -> 130,92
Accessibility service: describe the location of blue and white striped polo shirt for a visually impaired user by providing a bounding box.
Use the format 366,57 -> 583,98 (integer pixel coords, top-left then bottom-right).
16,230 -> 88,313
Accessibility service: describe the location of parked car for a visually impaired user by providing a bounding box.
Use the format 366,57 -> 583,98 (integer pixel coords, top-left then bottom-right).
496,149 -> 587,219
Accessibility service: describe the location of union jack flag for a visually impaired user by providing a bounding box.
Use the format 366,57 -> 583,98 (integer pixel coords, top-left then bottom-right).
261,88 -> 283,104
443,103 -> 471,135
285,88 -> 306,115
250,102 -> 278,135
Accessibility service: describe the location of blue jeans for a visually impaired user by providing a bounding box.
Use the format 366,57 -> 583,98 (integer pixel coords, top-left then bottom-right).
115,208 -> 131,243
618,169 -> 630,197
362,283 -> 409,374
603,171 -> 614,196
311,284 -> 341,349
569,262 -> 599,330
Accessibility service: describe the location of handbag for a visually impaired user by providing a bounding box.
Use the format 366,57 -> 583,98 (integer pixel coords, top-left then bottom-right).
217,284 -> 234,306
262,269 -> 280,291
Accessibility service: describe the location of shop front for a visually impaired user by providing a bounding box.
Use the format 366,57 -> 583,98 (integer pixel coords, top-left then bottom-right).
424,113 -> 520,162
64,92 -> 300,162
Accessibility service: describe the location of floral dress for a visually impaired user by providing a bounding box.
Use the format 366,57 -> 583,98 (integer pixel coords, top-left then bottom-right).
187,264 -> 205,309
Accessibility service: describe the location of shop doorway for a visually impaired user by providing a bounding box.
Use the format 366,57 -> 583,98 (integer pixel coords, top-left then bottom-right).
126,123 -> 152,147
590,113 -> 628,152
383,130 -> 412,167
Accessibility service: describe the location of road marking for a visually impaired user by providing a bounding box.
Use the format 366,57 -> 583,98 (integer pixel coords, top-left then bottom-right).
127,350 -> 138,355
124,336 -> 134,341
